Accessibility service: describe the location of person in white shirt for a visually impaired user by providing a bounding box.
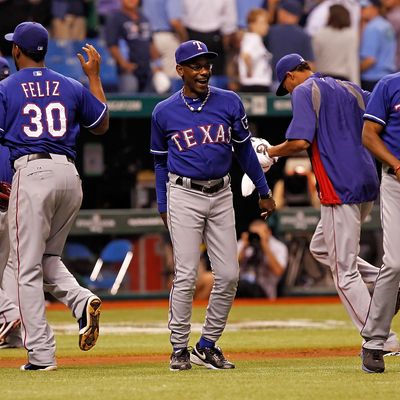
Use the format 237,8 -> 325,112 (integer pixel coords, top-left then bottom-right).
238,8 -> 273,92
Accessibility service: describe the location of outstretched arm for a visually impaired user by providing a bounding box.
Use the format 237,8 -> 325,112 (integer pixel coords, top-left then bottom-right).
77,44 -> 109,135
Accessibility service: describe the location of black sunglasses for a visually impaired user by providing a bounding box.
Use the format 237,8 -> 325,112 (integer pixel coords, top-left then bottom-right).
183,63 -> 213,72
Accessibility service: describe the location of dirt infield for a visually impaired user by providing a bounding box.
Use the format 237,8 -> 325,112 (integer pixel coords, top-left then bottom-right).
46,296 -> 341,311
0,347 -> 359,368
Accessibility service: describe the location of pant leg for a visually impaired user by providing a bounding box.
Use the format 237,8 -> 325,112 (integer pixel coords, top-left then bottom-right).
0,211 -> 20,323
10,157 -> 82,365
312,203 -> 373,332
167,184 -> 205,348
310,206 -> 379,285
362,174 -> 400,350
42,256 -> 93,320
201,187 -> 239,342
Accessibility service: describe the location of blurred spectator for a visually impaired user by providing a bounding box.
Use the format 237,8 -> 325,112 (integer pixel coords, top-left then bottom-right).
181,0 -> 237,86
238,8 -> 272,92
273,156 -> 320,209
0,56 -> 10,81
142,0 -> 188,91
236,0 -> 268,30
360,0 -> 396,91
105,0 -> 162,93
96,0 -> 121,37
51,0 -> 87,40
265,0 -> 314,89
382,0 -> 400,70
305,0 -> 360,37
237,219 -> 288,299
312,4 -> 360,84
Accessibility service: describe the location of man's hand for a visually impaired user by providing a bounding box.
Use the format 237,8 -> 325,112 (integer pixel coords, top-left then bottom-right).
77,44 -> 102,78
259,197 -> 276,220
160,212 -> 168,229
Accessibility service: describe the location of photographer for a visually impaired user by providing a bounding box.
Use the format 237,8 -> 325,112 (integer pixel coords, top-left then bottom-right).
236,219 -> 288,299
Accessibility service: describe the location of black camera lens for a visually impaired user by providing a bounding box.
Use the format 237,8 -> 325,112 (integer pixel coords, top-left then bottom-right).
248,232 -> 260,245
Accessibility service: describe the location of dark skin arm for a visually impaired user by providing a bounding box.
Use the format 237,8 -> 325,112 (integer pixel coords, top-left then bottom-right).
160,212 -> 168,229
77,44 -> 109,135
362,120 -> 400,179
267,139 -> 310,158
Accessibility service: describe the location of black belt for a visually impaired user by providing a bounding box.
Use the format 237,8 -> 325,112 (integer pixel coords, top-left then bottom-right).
175,177 -> 225,194
27,153 -> 74,164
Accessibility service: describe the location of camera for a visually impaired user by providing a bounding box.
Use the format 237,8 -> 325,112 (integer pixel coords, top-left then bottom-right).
248,232 -> 261,246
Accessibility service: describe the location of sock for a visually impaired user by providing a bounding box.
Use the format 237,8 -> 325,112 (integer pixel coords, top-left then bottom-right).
173,347 -> 186,353
198,336 -> 215,349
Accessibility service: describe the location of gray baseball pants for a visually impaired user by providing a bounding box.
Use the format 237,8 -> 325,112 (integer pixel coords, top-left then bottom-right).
167,176 -> 239,348
362,172 -> 400,350
9,154 -> 94,365
310,202 -> 398,350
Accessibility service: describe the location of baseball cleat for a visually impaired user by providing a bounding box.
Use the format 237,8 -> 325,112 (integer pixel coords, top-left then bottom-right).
78,295 -> 101,351
0,319 -> 20,341
190,343 -> 235,369
361,348 -> 385,373
20,363 -> 57,371
169,347 -> 192,371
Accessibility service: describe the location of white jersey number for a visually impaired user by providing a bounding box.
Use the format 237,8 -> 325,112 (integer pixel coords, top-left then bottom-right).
23,102 -> 67,138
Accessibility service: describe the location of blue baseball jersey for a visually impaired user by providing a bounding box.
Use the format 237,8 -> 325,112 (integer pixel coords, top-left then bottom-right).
363,72 -> 400,159
0,67 -> 107,162
150,86 -> 270,213
0,144 -> 13,184
286,73 -> 379,205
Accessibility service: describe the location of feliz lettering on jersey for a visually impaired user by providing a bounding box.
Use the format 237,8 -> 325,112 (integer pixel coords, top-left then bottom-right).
170,124 -> 232,151
20,80 -> 60,98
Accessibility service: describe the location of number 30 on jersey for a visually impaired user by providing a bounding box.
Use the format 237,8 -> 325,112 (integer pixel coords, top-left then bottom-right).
23,102 -> 67,138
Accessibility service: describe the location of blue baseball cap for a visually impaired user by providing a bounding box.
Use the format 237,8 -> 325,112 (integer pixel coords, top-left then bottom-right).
5,22 -> 48,53
0,56 -> 10,81
275,53 -> 305,96
175,40 -> 218,64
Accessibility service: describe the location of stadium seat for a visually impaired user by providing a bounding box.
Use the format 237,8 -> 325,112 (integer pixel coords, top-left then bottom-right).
89,239 -> 134,295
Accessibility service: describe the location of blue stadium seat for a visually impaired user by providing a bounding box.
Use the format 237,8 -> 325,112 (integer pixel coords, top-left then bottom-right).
88,239 -> 134,295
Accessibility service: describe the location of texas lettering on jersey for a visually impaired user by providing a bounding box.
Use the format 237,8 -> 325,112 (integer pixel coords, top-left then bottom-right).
171,124 -> 232,151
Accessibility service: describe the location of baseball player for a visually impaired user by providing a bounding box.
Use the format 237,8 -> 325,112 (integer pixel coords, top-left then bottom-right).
266,54 -> 400,354
150,40 -> 276,371
0,22 -> 109,370
0,56 -> 22,349
360,72 -> 400,373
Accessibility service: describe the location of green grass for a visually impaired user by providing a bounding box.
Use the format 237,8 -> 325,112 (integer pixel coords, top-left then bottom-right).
2,302 -> 400,400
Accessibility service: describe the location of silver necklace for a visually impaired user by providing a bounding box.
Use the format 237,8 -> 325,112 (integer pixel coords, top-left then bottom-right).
180,87 -> 210,112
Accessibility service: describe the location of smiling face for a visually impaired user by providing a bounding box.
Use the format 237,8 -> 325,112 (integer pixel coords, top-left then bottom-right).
176,55 -> 213,97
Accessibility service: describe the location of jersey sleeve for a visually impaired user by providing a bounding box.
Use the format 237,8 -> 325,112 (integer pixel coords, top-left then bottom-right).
0,88 -> 6,138
360,25 -> 379,59
230,93 -> 251,144
78,85 -> 108,129
363,79 -> 389,126
104,13 -> 120,47
286,86 -> 316,143
150,108 -> 168,154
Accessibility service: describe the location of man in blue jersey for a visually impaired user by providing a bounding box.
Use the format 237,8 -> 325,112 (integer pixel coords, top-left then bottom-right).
0,21 -> 109,370
267,53 -> 400,355
150,40 -> 276,371
361,72 -> 400,373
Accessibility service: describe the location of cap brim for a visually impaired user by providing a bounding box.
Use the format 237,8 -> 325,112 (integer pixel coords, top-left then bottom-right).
179,51 -> 218,64
276,81 -> 288,96
4,33 -> 14,42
